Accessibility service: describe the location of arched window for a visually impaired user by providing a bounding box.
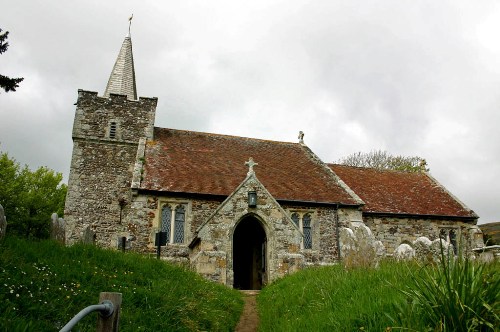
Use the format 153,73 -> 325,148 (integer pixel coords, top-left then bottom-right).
161,205 -> 172,241
291,213 -> 300,228
302,213 -> 312,249
289,211 -> 314,250
174,205 -> 185,243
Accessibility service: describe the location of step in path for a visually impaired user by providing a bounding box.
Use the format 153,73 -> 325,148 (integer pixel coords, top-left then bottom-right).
235,290 -> 260,332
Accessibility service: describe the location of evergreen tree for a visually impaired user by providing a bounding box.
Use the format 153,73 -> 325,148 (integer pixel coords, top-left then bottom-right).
0,28 -> 23,93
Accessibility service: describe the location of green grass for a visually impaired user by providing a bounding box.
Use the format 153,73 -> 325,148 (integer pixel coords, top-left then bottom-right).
258,262 -> 408,331
258,259 -> 500,331
392,251 -> 500,331
0,236 -> 243,331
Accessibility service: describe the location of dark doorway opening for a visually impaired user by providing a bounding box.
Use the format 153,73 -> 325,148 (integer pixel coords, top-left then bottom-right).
233,217 -> 266,290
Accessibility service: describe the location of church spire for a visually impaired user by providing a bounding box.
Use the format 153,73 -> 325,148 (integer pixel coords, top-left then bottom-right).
103,15 -> 137,100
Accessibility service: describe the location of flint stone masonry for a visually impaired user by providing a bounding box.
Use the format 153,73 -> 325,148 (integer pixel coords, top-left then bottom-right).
64,91 -> 157,246
0,204 -> 6,240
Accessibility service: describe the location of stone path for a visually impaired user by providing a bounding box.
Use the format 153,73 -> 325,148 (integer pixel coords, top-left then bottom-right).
235,290 -> 260,332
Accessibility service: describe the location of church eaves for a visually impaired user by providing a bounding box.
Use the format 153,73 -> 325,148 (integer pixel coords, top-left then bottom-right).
103,34 -> 137,100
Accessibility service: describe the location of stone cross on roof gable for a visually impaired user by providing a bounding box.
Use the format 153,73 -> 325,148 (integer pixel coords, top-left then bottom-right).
245,158 -> 258,176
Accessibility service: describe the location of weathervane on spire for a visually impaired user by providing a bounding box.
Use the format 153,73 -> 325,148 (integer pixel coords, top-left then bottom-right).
128,14 -> 133,36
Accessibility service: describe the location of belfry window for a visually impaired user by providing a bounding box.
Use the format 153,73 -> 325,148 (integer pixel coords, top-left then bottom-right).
290,211 -> 313,249
160,203 -> 187,244
109,122 -> 117,139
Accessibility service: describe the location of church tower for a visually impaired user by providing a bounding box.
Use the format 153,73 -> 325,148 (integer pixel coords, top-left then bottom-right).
64,23 -> 157,246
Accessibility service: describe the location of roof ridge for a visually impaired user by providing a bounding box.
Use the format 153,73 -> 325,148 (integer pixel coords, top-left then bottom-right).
154,127 -> 299,146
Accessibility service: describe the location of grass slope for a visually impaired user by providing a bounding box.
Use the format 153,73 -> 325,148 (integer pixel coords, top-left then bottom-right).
0,237 -> 243,331
258,263 -> 406,331
258,260 -> 500,332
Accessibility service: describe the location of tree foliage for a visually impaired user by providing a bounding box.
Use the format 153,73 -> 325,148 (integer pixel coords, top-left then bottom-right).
338,150 -> 429,172
0,152 -> 67,239
0,28 -> 24,93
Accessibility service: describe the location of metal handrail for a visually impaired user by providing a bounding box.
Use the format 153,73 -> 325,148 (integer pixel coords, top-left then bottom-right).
60,300 -> 114,332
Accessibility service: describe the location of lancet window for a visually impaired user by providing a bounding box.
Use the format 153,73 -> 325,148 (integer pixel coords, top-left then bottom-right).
290,211 -> 313,249
160,203 -> 187,244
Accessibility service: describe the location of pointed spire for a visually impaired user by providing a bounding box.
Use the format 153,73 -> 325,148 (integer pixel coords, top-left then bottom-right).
104,15 -> 137,100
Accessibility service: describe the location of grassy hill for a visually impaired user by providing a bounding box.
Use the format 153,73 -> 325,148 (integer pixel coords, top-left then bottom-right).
2,236 -> 498,331
0,236 -> 243,331
481,222 -> 500,245
258,260 -> 500,331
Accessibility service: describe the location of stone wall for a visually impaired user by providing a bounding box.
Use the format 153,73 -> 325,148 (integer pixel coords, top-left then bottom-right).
364,214 -> 477,254
64,90 -> 157,246
191,174 -> 304,286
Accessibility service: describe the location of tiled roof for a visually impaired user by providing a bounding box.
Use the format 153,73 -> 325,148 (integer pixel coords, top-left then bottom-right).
140,128 -> 359,205
329,164 -> 477,218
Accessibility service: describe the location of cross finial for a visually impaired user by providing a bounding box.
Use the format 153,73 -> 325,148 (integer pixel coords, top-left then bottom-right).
298,131 -> 304,143
245,157 -> 258,176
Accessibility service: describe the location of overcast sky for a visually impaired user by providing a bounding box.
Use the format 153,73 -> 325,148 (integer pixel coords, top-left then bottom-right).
2,1 -> 499,224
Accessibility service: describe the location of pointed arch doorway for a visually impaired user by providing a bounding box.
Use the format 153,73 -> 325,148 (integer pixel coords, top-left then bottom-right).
233,216 -> 267,290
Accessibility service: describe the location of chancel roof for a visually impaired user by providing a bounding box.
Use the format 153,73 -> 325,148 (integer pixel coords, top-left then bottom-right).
329,164 -> 477,219
140,128 -> 360,205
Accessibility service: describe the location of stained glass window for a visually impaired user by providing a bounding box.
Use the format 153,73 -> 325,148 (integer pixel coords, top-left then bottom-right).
173,205 -> 185,243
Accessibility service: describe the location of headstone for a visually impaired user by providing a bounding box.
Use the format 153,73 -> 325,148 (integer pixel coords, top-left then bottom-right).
394,243 -> 415,261
50,213 -> 66,244
430,238 -> 454,261
82,226 -> 96,245
0,204 -> 7,240
340,223 -> 386,268
413,236 -> 432,262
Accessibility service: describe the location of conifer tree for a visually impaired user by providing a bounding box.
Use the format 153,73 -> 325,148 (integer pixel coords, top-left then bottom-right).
0,28 -> 23,93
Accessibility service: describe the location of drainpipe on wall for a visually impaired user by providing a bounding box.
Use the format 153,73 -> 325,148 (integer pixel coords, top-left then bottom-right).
335,204 -> 341,262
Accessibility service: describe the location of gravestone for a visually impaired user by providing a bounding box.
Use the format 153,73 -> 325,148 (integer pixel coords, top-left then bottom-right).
50,213 -> 66,244
0,204 -> 6,240
82,226 -> 96,245
394,243 -> 415,261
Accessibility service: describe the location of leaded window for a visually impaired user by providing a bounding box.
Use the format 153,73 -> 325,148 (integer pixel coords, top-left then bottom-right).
302,213 -> 312,249
290,211 -> 313,249
161,205 -> 172,241
173,205 -> 185,243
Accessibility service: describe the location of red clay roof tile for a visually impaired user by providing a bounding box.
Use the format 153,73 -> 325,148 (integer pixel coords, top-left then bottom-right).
140,128 -> 359,205
329,164 -> 477,218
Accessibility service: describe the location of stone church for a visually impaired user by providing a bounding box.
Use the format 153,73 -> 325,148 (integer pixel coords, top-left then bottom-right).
64,31 -> 480,289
